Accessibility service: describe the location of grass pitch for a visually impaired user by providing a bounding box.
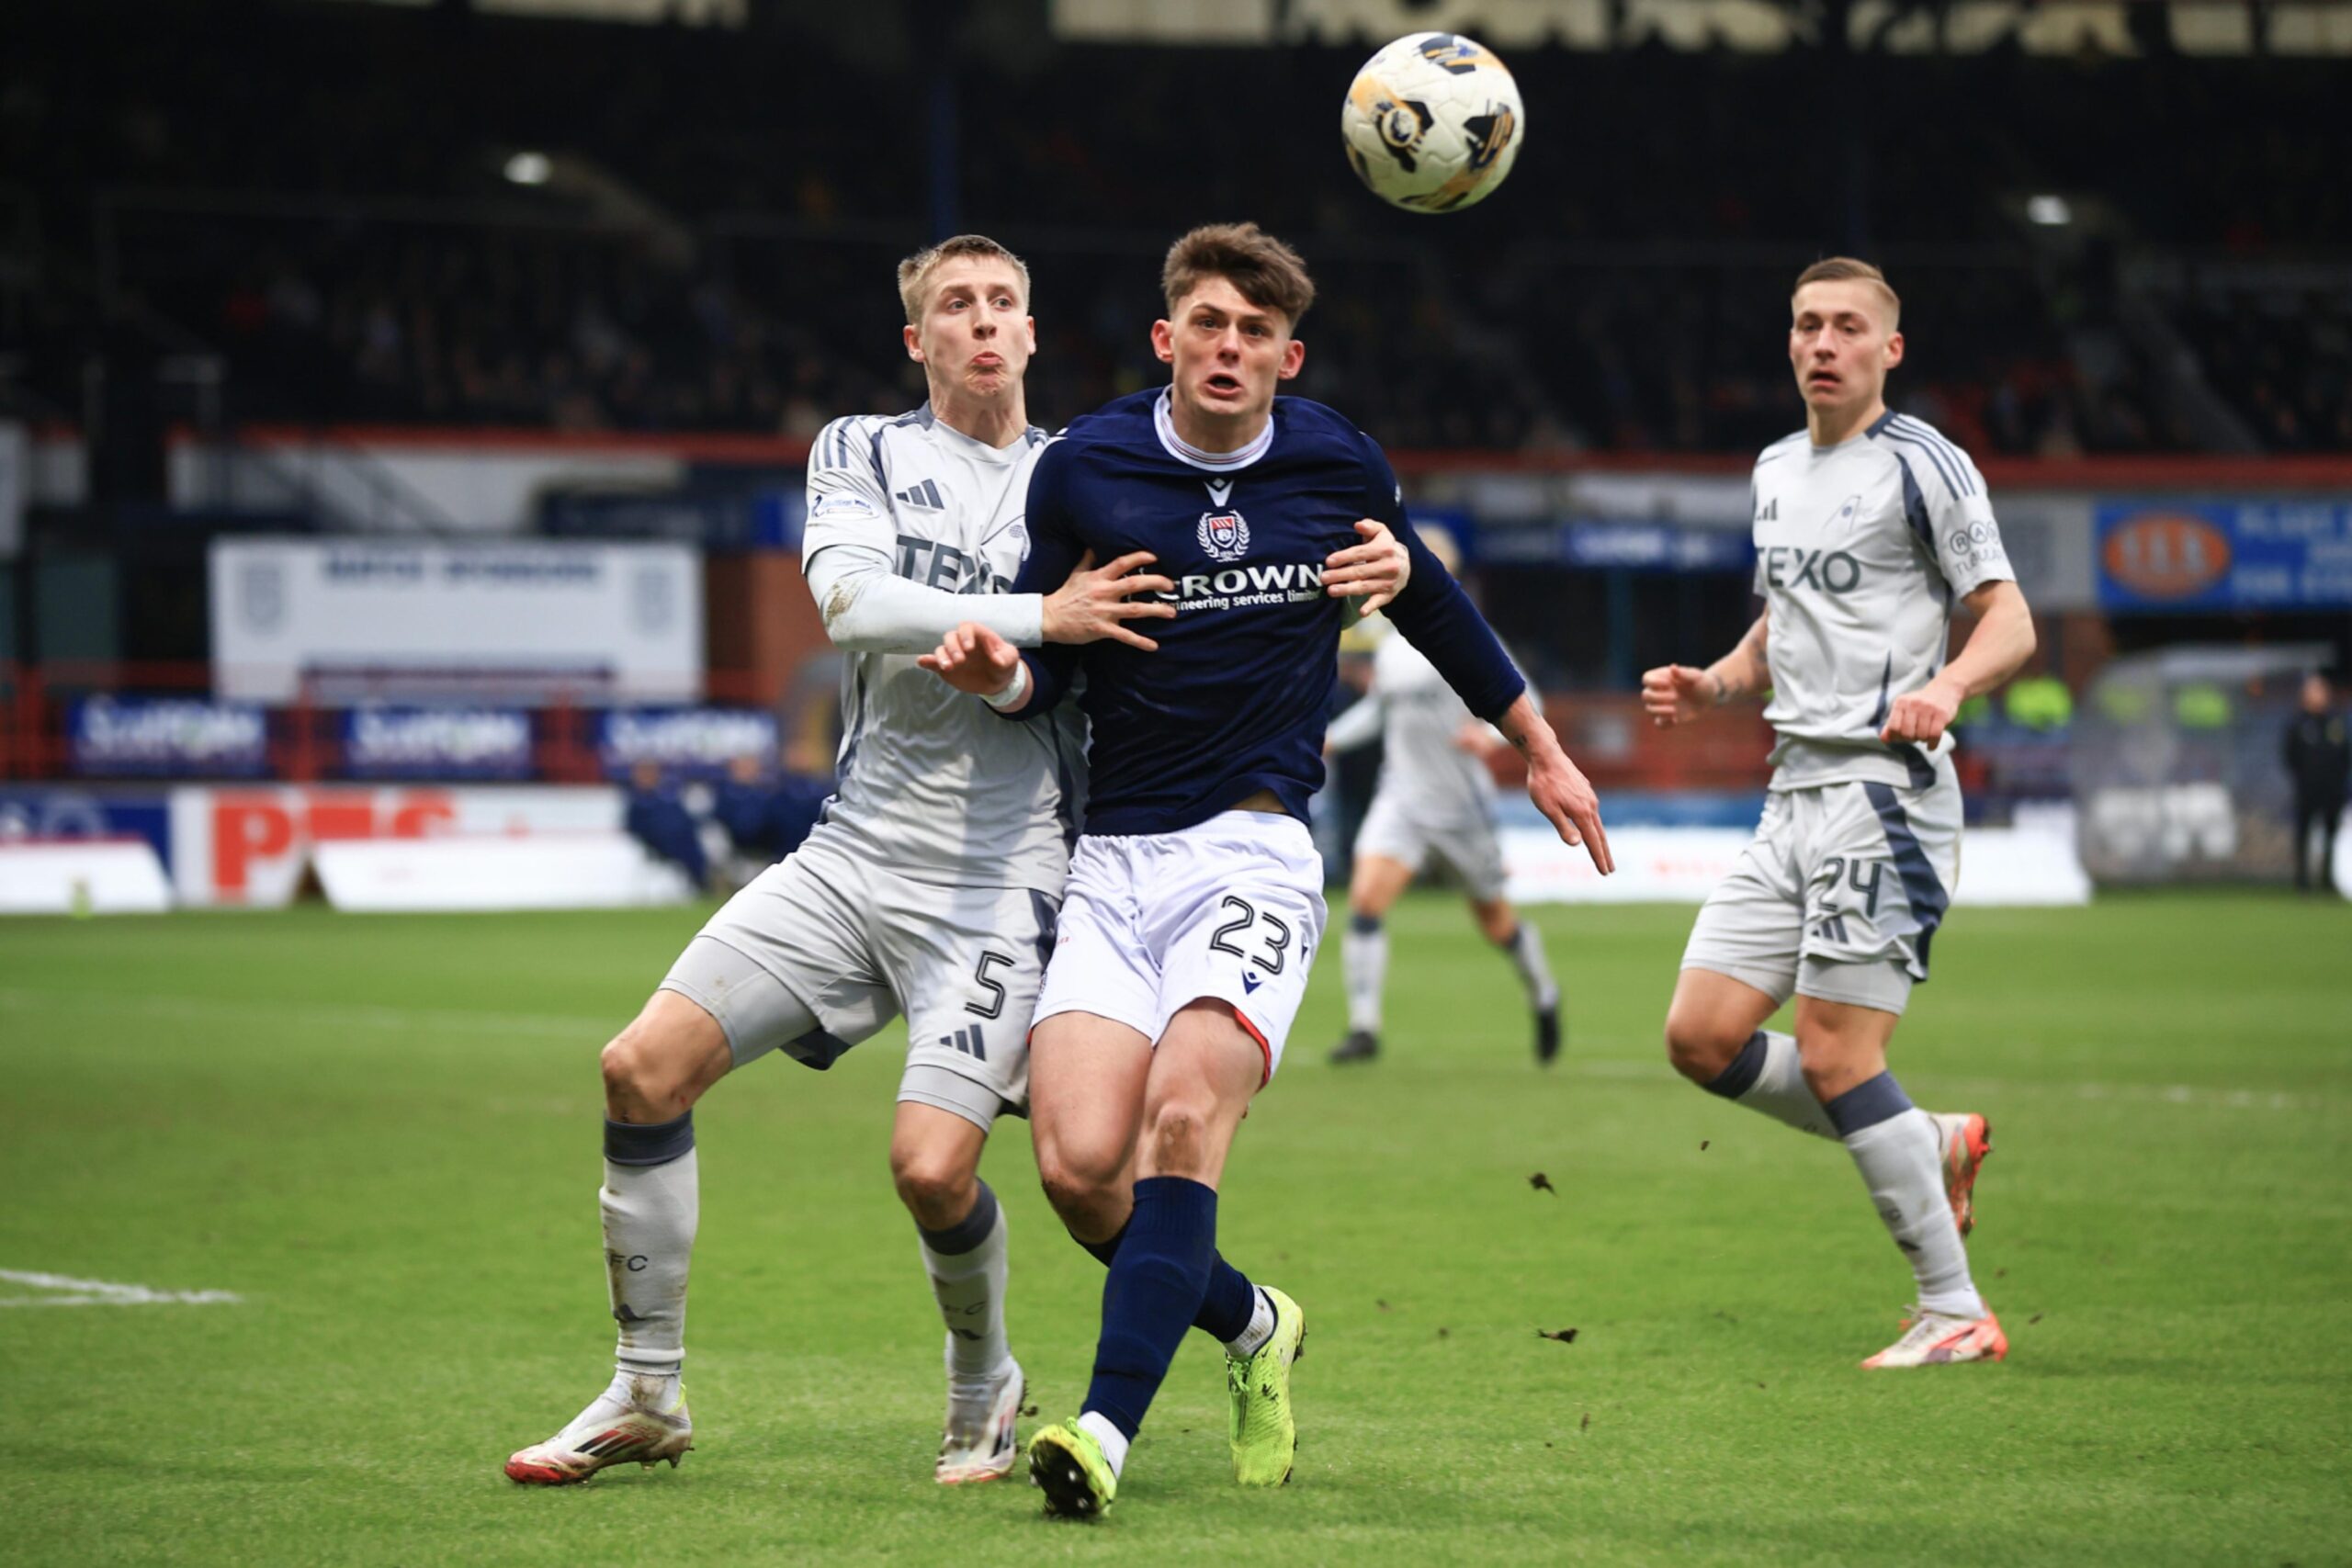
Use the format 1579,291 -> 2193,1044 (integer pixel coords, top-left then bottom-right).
2,890 -> 2347,1565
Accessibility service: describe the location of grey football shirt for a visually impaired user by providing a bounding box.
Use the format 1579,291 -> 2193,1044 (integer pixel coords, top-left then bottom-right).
801,405 -> 1087,890
1749,412 -> 2014,791
1327,624 -> 1499,826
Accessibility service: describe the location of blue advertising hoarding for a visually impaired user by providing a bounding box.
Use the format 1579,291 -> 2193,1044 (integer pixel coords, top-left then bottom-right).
343,706 -> 535,780
598,706 -> 780,779
2097,500 -> 2352,612
69,695 -> 269,777
1473,518 -> 1754,572
0,787 -> 174,861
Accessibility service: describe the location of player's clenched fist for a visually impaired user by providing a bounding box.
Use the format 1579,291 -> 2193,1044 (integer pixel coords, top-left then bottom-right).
1880,679 -> 1962,747
921,622 -> 1023,698
1641,663 -> 1720,727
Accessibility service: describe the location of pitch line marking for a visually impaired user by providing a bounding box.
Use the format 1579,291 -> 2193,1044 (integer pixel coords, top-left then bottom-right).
0,1269 -> 243,1308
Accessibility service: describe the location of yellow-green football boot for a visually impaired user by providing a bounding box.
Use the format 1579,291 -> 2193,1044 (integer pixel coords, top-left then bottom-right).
1027,1419 -> 1117,1519
1226,1286 -> 1306,1485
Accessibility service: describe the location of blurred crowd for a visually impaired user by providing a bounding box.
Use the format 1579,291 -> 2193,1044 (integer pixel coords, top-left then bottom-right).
5,0 -> 2347,453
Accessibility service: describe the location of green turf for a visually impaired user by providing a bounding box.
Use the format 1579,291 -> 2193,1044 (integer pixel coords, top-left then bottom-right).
2,891 -> 2347,1565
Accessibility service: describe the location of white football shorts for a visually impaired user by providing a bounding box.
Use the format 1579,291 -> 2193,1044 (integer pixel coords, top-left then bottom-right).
659,822 -> 1057,1130
1034,810 -> 1329,1083
1352,788 -> 1508,902
1679,760 -> 1962,1017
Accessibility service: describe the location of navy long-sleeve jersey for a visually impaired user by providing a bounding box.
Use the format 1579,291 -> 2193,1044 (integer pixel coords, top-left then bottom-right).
1005,389 -> 1524,837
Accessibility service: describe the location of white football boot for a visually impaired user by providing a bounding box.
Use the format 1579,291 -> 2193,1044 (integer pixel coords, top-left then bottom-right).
504,1371 -> 693,1484
1861,1307 -> 2009,1369
934,1354 -> 1023,1484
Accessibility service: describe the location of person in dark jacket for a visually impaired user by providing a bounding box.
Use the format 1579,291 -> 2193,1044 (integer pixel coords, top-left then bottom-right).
625,761 -> 709,892
2284,671 -> 2349,895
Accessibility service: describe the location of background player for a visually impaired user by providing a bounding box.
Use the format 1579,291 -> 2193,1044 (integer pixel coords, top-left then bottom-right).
1322,526 -> 1563,1066
503,235 -> 1184,1488
923,222 -> 1611,1517
1642,257 -> 2037,1369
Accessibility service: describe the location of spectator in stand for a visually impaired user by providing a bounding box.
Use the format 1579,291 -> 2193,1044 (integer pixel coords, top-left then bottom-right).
624,760 -> 710,894
2283,671 -> 2349,896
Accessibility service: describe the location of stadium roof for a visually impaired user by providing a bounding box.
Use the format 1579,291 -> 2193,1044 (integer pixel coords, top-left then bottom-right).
295,0 -> 2352,54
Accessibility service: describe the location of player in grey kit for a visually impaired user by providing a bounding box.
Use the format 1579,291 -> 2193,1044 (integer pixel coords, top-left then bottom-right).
1643,257 -> 2038,1369
1323,528 -> 1561,1066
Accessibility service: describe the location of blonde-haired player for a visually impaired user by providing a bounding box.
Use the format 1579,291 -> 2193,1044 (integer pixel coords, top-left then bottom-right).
1645,258 -> 2036,1368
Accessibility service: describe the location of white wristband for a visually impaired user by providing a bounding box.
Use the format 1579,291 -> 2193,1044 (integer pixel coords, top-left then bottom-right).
980,660 -> 1032,711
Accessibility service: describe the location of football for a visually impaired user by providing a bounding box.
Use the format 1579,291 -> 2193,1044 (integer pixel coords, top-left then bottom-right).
1340,32 -> 1524,213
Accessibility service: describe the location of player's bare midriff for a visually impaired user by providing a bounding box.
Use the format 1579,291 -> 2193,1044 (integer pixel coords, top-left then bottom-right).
1231,788 -> 1288,816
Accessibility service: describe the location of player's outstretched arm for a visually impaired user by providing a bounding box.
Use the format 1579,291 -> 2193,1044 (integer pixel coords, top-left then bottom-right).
1042,550 -> 1176,649
919,623 -> 1035,714
1880,580 -> 2036,747
1322,520 -> 1412,615
1641,611 -> 1770,727
1494,692 -> 1613,874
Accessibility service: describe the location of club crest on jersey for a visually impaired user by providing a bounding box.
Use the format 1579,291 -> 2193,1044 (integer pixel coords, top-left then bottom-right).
1197,510 -> 1251,563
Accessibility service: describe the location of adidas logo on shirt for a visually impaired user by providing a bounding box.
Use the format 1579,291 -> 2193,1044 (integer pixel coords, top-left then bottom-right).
894,479 -> 946,512
1757,498 -> 1779,522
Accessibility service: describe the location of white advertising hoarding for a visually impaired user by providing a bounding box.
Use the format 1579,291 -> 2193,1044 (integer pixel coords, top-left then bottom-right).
209,539 -> 703,705
165,784 -> 625,908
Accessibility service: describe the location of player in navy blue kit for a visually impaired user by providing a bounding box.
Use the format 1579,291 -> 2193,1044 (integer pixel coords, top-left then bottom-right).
924,224 -> 1611,1518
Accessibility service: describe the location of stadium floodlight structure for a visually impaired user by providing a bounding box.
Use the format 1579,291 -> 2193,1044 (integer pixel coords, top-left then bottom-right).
2071,643 -> 2335,885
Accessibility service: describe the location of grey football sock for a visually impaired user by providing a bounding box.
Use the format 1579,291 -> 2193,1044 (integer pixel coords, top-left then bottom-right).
1343,913 -> 1387,1033
1703,1030 -> 1838,1140
1826,1075 -> 1984,1318
602,1115 -> 699,1378
917,1179 -> 1012,1390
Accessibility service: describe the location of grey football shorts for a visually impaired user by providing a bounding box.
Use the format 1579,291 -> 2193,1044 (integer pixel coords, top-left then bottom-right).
658,826 -> 1057,1132
1680,764 -> 1961,1017
1352,789 -> 1509,902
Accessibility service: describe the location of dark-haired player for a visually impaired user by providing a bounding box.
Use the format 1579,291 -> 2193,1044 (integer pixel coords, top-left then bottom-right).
923,221 -> 1611,1517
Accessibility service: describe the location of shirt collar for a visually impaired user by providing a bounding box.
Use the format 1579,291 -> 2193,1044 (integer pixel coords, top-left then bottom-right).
1153,388 -> 1273,472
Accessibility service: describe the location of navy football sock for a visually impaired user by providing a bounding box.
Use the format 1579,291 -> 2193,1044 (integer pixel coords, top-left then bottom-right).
1075,1222 -> 1257,1343
1083,1177 -> 1218,1440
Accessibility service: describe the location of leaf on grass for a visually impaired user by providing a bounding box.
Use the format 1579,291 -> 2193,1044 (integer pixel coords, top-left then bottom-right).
1700,1139 -> 1710,1151
1375,1299 -> 1392,1312
1529,1172 -> 1556,1195
1437,1326 -> 1450,1338
2029,1313 -> 2043,1325
1021,1404 -> 1039,1418
1996,1267 -> 2008,1279
1580,1413 -> 1590,1432
1537,1327 -> 1579,1344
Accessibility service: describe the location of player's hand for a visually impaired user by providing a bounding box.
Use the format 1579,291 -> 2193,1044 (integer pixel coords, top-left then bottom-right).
1324,519 -> 1411,616
1880,677 -> 1962,747
1041,549 -> 1176,650
1527,745 -> 1613,875
919,621 -> 1023,698
1640,663 -> 1719,728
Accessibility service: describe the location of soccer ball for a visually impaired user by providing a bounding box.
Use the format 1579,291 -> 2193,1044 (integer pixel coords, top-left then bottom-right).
1340,33 -> 1524,214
